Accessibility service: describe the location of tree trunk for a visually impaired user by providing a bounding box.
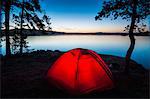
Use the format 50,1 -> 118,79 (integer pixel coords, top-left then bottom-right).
5,1 -> 11,56
124,0 -> 137,73
125,34 -> 135,73
20,0 -> 24,54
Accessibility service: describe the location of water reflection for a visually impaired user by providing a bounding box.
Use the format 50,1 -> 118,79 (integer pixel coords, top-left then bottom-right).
1,35 -> 150,69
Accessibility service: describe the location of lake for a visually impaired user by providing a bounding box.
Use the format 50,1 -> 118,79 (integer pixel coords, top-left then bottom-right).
1,35 -> 150,69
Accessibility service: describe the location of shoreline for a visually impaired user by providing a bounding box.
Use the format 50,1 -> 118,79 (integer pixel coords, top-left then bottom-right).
1,50 -> 148,71
1,50 -> 149,98
1,29 -> 150,36
1,50 -> 149,70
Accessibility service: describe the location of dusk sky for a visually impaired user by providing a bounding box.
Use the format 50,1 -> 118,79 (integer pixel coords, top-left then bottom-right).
4,0 -> 148,33
40,0 -> 132,33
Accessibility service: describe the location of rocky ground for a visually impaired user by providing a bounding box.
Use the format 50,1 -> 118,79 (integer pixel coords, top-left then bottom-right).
1,50 -> 149,98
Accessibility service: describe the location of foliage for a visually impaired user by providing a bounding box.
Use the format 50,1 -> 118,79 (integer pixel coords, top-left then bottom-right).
1,0 -> 52,54
95,0 -> 150,72
43,15 -> 52,31
95,0 -> 150,33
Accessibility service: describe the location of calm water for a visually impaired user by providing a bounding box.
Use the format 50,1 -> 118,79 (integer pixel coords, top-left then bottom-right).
1,35 -> 150,69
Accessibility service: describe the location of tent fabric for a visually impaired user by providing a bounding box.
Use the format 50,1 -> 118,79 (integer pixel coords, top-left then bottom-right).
47,48 -> 114,95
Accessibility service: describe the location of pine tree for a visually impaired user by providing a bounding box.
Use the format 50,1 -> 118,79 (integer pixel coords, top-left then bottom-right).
95,0 -> 150,73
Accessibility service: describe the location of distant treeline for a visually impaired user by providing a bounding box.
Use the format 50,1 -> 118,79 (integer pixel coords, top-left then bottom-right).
1,29 -> 150,36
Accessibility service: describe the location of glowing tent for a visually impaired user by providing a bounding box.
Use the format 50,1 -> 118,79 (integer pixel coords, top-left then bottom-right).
47,48 -> 114,95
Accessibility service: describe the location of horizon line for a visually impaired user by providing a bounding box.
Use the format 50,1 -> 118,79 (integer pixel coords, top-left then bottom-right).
2,29 -> 128,34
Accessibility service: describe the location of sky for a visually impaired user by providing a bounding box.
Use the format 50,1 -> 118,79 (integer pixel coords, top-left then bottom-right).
40,0 -> 131,33
3,0 -> 149,33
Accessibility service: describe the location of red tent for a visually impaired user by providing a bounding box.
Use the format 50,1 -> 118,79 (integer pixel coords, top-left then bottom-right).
47,48 -> 114,95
